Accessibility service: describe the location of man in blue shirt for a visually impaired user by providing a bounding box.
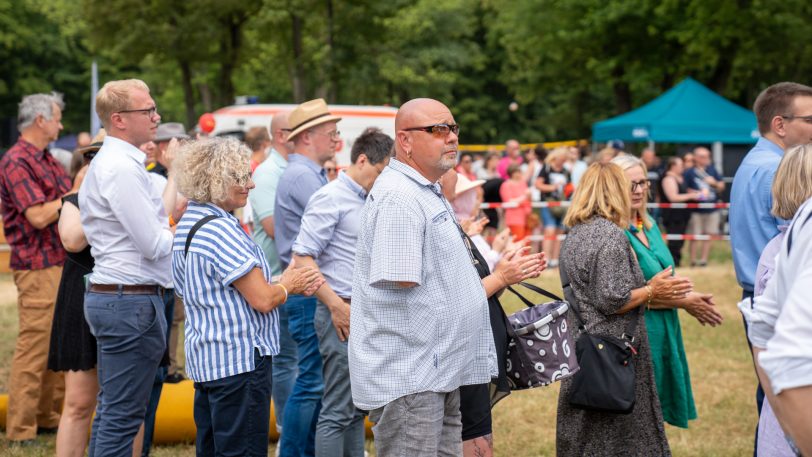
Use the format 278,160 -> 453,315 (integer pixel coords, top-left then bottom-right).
248,111 -> 298,435
731,82 -> 812,297
274,99 -> 341,457
730,81 -> 812,454
292,128 -> 393,457
684,146 -> 725,267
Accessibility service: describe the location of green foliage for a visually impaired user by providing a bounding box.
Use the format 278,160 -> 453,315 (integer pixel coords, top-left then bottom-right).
3,0 -> 812,147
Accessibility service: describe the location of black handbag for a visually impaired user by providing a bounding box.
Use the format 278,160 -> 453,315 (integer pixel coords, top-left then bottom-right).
560,260 -> 641,414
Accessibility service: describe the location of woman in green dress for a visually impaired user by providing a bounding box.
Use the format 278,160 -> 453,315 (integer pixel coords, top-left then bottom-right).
612,154 -> 724,428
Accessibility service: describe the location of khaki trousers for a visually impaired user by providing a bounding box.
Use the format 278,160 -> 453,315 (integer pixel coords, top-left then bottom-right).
168,295 -> 185,375
7,266 -> 65,441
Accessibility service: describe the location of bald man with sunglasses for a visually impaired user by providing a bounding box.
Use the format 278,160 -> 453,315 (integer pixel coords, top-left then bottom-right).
349,98 -> 498,456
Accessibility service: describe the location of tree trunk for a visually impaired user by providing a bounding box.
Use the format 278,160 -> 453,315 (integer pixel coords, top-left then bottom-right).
291,13 -> 306,102
216,14 -> 241,107
199,82 -> 213,113
325,0 -> 336,102
179,59 -> 196,130
611,66 -> 632,114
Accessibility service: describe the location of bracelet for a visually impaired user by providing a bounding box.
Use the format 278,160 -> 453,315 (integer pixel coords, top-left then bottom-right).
645,285 -> 653,309
276,283 -> 288,303
168,214 -> 176,227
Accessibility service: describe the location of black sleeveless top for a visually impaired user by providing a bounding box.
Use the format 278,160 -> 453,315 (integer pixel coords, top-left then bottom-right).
465,234 -> 511,402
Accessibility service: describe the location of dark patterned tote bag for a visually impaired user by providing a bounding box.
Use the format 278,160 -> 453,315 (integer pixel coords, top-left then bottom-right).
504,282 -> 579,390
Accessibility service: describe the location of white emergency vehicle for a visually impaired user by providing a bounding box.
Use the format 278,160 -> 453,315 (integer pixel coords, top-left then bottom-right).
203,103 -> 397,165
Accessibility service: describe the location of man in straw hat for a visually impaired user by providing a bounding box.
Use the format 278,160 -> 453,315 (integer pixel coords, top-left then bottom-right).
79,79 -> 176,455
0,91 -> 76,445
249,110 -> 297,435
291,127 -> 393,457
274,98 -> 341,457
349,98 -> 498,455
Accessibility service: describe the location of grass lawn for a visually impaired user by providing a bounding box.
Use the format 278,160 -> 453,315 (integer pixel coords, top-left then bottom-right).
0,242 -> 756,456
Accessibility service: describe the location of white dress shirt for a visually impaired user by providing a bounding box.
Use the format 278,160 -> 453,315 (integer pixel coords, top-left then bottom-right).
755,197 -> 812,395
79,135 -> 173,287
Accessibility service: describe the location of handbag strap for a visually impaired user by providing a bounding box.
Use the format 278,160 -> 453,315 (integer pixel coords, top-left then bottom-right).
505,281 -> 564,308
559,256 -> 643,341
184,215 -> 220,257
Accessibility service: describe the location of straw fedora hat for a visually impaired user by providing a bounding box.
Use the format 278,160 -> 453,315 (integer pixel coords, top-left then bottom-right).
287,98 -> 342,141
76,129 -> 107,155
455,172 -> 485,196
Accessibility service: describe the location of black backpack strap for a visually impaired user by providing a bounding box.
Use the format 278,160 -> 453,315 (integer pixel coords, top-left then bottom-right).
184,215 -> 220,257
786,209 -> 812,255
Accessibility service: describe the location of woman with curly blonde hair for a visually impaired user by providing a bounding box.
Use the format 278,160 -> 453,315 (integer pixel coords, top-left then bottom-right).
172,136 -> 323,456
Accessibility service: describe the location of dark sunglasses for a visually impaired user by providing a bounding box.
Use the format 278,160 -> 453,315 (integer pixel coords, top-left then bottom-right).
402,123 -> 460,137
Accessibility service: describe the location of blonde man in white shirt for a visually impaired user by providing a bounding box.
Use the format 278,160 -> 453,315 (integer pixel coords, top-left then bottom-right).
79,79 -> 177,457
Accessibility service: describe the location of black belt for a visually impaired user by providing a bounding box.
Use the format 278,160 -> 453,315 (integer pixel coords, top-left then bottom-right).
88,284 -> 166,296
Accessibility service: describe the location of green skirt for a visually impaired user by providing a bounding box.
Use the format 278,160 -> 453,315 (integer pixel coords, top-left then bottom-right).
645,308 -> 697,428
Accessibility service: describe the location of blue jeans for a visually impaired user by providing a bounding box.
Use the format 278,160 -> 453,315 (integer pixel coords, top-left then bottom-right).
279,295 -> 323,457
313,302 -> 366,457
273,301 -> 298,434
85,291 -> 167,457
142,289 -> 176,456
194,350 -> 273,457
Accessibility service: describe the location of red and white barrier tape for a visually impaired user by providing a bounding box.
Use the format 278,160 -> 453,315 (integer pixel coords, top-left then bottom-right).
479,201 -> 730,209
488,234 -> 730,242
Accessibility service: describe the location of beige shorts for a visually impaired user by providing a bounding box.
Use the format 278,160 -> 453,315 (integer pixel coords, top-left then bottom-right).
688,211 -> 721,235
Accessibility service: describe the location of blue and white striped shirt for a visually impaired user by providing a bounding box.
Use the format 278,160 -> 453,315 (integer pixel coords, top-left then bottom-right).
172,202 -> 279,383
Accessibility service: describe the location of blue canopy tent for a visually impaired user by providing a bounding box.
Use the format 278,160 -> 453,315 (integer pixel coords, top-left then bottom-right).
592,77 -> 759,145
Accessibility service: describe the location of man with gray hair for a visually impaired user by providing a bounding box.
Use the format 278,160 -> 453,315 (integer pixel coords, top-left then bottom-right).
0,92 -> 76,444
79,79 -> 176,455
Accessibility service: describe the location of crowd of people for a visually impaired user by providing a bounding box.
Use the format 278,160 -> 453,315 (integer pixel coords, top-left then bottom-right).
456,137 -> 727,271
0,78 -> 810,457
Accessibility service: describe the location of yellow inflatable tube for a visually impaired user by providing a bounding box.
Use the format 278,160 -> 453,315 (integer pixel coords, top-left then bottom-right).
0,382 -> 373,444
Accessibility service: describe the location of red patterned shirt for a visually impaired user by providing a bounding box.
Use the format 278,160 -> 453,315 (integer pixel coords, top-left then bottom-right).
0,138 -> 71,270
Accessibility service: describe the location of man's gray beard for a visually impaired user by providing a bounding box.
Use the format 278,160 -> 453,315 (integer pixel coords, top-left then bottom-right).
438,155 -> 456,171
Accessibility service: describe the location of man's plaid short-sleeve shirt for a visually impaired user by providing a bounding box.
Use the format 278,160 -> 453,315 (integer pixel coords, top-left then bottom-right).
349,159 -> 498,411
0,138 -> 71,270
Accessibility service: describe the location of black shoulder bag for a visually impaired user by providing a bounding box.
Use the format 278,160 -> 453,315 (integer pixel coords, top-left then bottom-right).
560,259 -> 642,414
184,215 -> 220,257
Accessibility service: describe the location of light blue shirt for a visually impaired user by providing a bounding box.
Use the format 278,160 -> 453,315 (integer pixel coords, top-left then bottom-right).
730,138 -> 786,292
172,202 -> 279,383
348,159 -> 497,411
292,171 -> 365,299
249,149 -> 288,277
274,153 -> 327,269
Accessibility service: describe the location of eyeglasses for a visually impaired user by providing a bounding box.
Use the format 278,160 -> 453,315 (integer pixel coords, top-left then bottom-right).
117,106 -> 158,118
231,171 -> 252,186
630,180 -> 650,192
311,130 -> 341,140
781,114 -> 812,123
403,123 -> 460,137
